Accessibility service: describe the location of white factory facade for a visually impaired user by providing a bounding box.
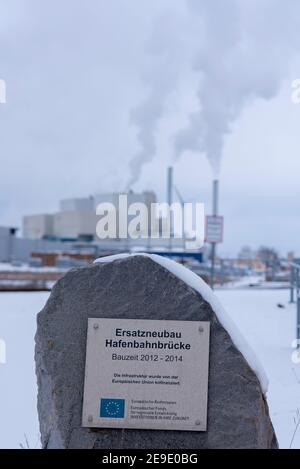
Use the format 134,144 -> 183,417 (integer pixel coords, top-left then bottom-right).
1,169 -> 204,264
23,191 -> 157,241
1,190 -> 203,264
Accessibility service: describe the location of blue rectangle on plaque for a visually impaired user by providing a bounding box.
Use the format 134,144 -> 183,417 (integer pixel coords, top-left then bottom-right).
100,398 -> 125,418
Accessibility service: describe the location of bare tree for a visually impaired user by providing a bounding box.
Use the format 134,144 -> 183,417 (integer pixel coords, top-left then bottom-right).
256,246 -> 279,268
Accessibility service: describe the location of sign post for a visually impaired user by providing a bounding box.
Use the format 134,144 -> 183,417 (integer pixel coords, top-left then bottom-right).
82,318 -> 210,432
205,214 -> 224,290
205,215 -> 224,245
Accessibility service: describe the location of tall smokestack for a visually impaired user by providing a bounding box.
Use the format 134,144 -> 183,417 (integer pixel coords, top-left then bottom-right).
210,179 -> 219,289
167,167 -> 174,248
167,167 -> 173,208
212,179 -> 219,217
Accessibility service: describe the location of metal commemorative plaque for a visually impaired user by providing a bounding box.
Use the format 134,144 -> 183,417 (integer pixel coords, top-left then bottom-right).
82,318 -> 210,432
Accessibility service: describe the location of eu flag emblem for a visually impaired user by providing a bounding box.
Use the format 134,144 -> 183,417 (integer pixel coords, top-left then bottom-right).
100,398 -> 125,418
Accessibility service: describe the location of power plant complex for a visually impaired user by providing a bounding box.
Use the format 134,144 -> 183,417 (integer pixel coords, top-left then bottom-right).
23,191 -> 157,242
0,170 -> 205,266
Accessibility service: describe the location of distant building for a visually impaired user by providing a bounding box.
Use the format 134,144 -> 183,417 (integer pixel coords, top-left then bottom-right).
53,211 -> 97,241
225,258 -> 266,273
287,251 -> 295,262
95,191 -> 157,238
0,226 -> 17,238
0,226 -> 18,262
238,246 -> 256,260
60,197 -> 94,212
23,191 -> 158,241
23,214 -> 54,240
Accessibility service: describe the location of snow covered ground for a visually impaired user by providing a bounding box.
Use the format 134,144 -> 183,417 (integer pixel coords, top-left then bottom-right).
217,288 -> 299,449
0,286 -> 299,448
0,292 -> 48,449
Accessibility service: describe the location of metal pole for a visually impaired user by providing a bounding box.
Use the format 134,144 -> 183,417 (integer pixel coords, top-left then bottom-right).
213,179 -> 219,215
210,179 -> 219,289
174,185 -> 186,250
210,245 -> 216,289
290,266 -> 295,303
167,167 -> 173,251
272,256 -> 276,281
220,259 -> 225,287
289,263 -> 300,348
297,269 -> 300,348
297,293 -> 300,348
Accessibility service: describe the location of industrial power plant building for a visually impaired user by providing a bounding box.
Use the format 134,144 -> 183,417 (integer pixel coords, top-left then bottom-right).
23,191 -> 156,241
0,226 -> 75,263
0,188 -> 202,265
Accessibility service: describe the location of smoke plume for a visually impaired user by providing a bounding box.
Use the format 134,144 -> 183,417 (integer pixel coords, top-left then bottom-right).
126,9 -> 188,189
174,0 -> 300,175
127,0 -> 300,184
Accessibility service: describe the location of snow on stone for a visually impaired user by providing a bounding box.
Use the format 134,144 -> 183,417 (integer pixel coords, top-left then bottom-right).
95,253 -> 269,393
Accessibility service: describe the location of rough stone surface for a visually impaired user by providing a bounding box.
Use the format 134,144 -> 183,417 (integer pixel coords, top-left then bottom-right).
35,255 -> 278,449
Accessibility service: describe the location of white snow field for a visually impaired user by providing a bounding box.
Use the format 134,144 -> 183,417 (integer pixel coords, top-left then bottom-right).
217,288 -> 300,449
0,292 -> 48,449
0,284 -> 299,448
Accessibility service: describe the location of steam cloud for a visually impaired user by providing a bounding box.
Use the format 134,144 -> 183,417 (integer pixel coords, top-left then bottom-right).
127,0 -> 300,184
126,11 -> 186,190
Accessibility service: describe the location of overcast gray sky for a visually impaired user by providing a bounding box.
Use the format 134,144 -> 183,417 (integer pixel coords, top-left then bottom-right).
0,0 -> 300,256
